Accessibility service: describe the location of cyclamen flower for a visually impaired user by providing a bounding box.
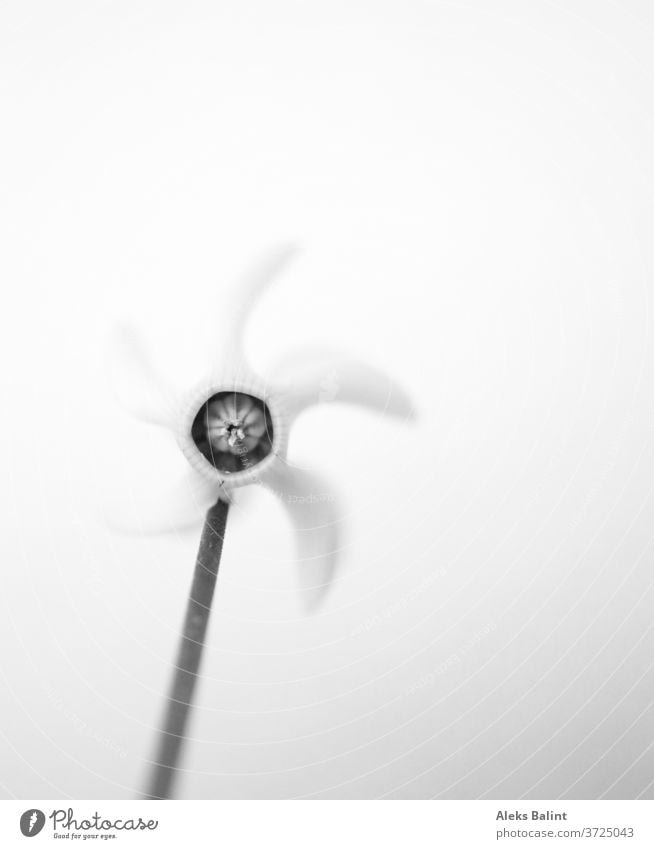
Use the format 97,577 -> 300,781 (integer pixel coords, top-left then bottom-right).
110,245 -> 414,607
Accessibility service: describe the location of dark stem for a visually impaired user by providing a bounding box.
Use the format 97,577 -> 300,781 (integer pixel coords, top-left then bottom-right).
143,497 -> 229,800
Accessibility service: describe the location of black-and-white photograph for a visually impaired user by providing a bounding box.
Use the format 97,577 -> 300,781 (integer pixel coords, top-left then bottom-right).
1,0 -> 653,844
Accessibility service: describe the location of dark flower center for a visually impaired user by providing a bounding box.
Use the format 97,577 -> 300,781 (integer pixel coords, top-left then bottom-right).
191,391 -> 274,474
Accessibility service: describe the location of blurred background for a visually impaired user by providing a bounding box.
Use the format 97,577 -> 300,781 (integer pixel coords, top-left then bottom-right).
1,0 -> 653,799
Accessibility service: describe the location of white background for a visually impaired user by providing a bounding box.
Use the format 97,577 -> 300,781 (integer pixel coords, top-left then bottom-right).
1,0 -> 653,799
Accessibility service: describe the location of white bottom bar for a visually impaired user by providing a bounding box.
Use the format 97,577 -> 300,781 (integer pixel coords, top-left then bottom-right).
1,800 -> 652,848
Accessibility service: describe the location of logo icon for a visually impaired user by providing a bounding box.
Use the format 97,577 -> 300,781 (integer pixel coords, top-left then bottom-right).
20,809 -> 45,837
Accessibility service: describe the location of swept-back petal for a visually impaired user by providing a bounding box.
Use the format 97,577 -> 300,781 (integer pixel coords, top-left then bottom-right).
259,461 -> 342,610
108,323 -> 177,427
215,243 -> 298,370
104,467 -> 222,536
271,348 -> 416,422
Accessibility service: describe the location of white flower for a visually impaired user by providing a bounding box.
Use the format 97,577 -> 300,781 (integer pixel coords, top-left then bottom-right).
109,245 -> 415,607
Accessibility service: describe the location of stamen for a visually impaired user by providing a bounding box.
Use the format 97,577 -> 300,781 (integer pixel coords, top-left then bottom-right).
226,422 -> 246,448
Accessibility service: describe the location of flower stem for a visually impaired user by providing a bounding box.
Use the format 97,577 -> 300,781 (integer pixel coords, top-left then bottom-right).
143,497 -> 229,800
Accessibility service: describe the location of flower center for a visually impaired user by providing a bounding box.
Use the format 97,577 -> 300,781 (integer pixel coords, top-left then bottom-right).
225,422 -> 246,448
191,391 -> 274,474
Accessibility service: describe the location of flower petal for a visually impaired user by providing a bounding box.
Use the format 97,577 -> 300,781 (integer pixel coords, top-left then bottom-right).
215,243 -> 298,370
104,467 -> 222,536
259,461 -> 341,610
272,348 -> 416,422
107,323 -> 177,426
